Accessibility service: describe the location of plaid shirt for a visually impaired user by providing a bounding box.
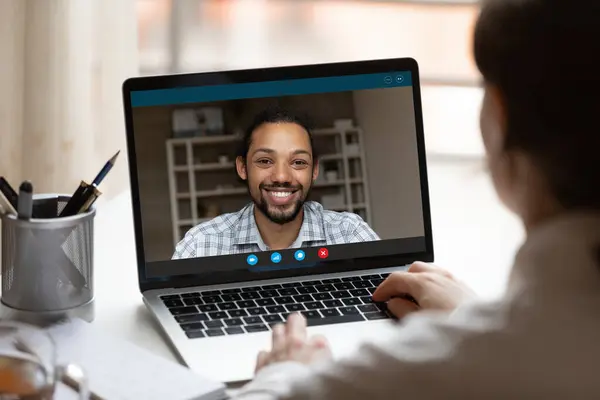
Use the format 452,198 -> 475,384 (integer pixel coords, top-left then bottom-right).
172,201 -> 380,259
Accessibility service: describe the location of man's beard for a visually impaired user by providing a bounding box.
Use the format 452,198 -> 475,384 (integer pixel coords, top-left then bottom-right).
252,182 -> 311,225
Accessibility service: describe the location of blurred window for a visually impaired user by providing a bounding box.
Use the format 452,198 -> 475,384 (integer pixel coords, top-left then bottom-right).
136,0 -> 484,158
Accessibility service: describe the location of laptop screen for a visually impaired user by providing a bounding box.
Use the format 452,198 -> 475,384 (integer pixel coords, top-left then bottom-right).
125,60 -> 432,288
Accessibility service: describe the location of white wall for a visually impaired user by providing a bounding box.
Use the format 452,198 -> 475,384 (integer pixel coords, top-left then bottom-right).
353,87 -> 425,240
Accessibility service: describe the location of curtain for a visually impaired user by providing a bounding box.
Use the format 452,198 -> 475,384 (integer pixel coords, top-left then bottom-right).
0,0 -> 138,203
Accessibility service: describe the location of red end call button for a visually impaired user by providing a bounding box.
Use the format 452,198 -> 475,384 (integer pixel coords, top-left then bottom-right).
318,247 -> 329,259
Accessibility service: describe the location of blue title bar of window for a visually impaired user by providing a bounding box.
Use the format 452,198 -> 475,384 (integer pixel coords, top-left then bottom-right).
130,71 -> 412,107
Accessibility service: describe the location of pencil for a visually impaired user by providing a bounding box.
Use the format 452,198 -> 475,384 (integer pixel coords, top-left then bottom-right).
0,190 -> 17,216
0,176 -> 18,210
92,150 -> 120,187
60,150 -> 119,217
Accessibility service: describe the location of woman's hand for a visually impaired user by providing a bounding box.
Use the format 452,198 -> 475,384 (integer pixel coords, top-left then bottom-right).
255,312 -> 333,374
372,262 -> 476,319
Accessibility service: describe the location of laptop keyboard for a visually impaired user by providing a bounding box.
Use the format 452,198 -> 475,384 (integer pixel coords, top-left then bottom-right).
160,273 -> 393,339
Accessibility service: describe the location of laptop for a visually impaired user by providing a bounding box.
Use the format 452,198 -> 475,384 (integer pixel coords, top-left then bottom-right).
121,57 -> 433,383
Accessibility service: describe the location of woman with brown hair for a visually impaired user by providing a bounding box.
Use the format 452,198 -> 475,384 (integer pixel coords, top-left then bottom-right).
233,0 -> 600,397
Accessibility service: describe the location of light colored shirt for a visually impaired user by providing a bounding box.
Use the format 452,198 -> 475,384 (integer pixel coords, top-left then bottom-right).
172,201 -> 380,259
233,211 -> 600,399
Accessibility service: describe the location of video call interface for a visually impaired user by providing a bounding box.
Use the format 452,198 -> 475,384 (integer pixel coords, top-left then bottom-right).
130,71 -> 427,278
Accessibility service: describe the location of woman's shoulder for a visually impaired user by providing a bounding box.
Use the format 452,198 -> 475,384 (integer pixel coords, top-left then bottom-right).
512,212 -> 600,282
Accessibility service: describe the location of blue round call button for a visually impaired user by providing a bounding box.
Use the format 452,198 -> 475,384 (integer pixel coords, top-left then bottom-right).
246,254 -> 258,266
271,252 -> 282,263
294,250 -> 305,261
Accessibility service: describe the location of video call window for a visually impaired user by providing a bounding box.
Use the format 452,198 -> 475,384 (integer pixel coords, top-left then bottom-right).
130,72 -> 426,277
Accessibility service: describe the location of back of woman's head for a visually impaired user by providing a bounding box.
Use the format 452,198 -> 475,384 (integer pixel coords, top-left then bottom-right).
473,0 -> 600,211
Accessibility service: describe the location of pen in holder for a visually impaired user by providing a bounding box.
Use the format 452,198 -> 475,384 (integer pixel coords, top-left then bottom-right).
1,194 -> 95,327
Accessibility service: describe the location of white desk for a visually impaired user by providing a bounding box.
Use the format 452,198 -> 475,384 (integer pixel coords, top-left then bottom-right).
90,160 -> 524,369
92,191 -> 178,363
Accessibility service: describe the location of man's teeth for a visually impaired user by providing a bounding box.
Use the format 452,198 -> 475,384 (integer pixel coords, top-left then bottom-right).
270,191 -> 292,198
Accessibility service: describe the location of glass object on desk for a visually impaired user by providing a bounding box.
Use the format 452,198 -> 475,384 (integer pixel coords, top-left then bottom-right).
0,320 -> 89,399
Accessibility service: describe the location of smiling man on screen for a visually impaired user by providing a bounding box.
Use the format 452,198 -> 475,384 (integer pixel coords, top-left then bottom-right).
172,106 -> 380,259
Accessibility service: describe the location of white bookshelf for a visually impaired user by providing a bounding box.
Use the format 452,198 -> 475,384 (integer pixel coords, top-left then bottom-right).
166,127 -> 373,246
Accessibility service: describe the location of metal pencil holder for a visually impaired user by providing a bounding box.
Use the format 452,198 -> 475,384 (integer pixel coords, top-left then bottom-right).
0,194 -> 95,326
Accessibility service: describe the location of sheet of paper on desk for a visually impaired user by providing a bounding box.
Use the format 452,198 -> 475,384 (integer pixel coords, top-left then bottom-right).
46,318 -> 227,400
